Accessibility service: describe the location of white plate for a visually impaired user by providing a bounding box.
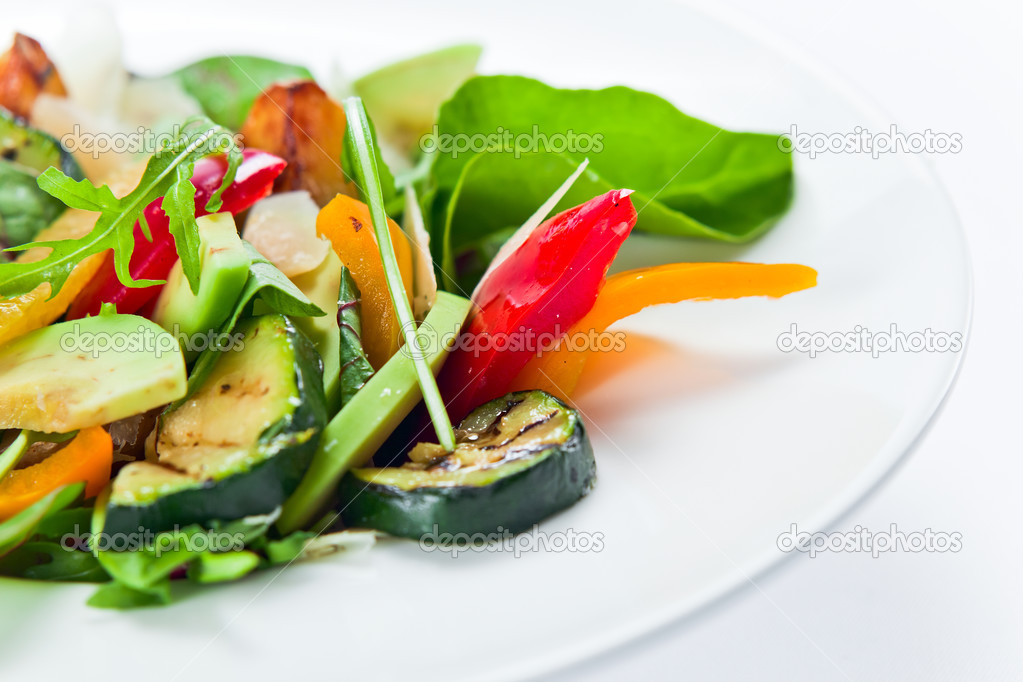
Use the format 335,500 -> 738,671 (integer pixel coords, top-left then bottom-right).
0,1 -> 971,680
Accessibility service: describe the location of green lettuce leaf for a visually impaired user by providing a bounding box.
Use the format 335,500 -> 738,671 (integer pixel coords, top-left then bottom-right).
172,56 -> 313,131
429,75 -> 793,257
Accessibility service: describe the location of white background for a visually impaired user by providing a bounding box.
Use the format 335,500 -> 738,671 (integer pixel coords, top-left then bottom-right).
545,1 -> 1023,679
1,2 -> 1017,680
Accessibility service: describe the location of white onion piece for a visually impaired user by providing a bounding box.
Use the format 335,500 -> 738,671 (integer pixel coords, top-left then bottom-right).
48,6 -> 127,118
403,184 -> 438,320
30,94 -> 137,180
243,191 -> 331,278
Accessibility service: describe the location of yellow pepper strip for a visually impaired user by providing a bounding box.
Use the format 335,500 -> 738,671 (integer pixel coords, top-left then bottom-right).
0,210 -> 106,348
0,163 -> 145,348
511,262 -> 818,400
0,426 -> 113,521
316,194 -> 414,369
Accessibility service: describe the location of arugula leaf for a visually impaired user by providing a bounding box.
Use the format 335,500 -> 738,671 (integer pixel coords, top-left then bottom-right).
186,550 -> 261,584
0,541 -> 108,582
87,581 -> 169,609
87,508 -> 281,607
337,266 -> 375,405
172,55 -> 313,131
0,482 -> 84,558
0,116 -> 241,300
429,75 -> 793,244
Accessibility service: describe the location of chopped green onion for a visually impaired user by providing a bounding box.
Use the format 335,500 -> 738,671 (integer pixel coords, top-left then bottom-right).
342,97 -> 457,452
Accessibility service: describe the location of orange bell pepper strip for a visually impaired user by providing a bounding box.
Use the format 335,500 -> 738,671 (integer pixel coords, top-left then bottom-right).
0,426 -> 113,521
316,194 -> 414,369
511,262 -> 818,400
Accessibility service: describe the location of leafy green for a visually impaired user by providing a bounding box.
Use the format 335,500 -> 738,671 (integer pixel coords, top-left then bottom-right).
171,55 -> 313,131
337,266 -> 375,405
0,116 -> 242,300
0,482 -> 84,558
86,506 -> 280,608
438,153 -> 594,291
186,550 -> 261,584
0,165 -> 72,253
172,241 -> 324,408
344,96 -> 456,452
429,75 -> 793,254
92,524 -> 208,603
0,429 -> 77,480
261,529 -> 376,564
32,506 -> 92,540
262,530 -> 316,564
87,581 -> 169,609
0,541 -> 108,582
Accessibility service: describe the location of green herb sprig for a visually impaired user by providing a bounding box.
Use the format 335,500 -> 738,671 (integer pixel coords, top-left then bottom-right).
0,116 -> 241,300
343,97 -> 457,452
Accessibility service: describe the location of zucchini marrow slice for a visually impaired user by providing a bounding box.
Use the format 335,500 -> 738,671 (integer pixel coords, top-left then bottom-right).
0,110 -> 83,249
104,314 -> 327,535
338,390 -> 596,538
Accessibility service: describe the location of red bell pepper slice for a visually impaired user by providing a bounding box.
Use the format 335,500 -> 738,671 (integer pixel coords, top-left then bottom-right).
66,148 -> 286,319
439,189 -> 637,420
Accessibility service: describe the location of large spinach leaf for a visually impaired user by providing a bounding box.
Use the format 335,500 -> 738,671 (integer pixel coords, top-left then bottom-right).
428,76 -> 793,287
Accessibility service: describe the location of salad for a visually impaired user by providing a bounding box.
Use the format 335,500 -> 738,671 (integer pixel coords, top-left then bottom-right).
0,28 -> 816,608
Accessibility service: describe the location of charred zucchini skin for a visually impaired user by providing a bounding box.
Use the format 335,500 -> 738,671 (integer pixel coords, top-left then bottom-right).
338,392 -> 596,538
103,316 -> 327,536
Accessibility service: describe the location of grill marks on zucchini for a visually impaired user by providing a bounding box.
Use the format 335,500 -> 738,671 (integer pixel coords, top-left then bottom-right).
338,390 -> 596,537
104,314 -> 327,535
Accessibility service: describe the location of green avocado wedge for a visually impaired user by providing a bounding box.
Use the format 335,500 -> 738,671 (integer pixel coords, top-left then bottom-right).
337,390 -> 596,538
277,291 -> 471,534
151,212 -> 252,354
0,313 -> 186,433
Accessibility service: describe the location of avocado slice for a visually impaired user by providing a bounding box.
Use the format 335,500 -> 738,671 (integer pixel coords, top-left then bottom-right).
291,248 -> 343,414
0,314 -> 186,432
277,290 -> 472,534
152,212 -> 251,353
